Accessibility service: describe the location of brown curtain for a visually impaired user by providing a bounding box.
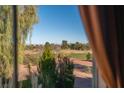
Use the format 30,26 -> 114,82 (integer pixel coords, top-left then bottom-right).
79,5 -> 124,88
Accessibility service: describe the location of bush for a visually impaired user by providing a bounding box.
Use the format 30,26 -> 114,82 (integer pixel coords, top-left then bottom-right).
38,42 -> 57,88
37,43 -> 74,88
86,52 -> 91,60
19,42 -> 74,88
56,55 -> 74,88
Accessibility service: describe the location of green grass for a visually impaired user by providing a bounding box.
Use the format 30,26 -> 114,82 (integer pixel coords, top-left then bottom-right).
66,53 -> 92,60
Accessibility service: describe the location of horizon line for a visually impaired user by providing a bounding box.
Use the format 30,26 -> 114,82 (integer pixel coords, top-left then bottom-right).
26,41 -> 89,45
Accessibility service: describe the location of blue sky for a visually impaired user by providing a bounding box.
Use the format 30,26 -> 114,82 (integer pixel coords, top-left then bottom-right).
26,5 -> 88,45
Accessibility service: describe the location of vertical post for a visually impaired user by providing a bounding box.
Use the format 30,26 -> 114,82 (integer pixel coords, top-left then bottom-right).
12,5 -> 18,88
92,58 -> 98,88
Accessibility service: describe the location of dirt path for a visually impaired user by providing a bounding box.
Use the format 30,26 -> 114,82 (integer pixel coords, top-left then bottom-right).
70,58 -> 93,88
18,64 -> 37,81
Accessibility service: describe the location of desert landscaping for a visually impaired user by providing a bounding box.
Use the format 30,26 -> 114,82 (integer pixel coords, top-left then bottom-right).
17,44 -> 93,88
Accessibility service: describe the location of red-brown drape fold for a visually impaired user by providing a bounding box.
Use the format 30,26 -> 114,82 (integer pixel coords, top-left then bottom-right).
79,5 -> 124,88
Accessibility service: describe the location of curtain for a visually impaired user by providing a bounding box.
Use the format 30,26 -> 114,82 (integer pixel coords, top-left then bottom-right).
79,5 -> 124,88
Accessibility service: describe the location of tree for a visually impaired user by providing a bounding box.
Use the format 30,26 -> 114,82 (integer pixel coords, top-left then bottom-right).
0,6 -> 13,78
0,6 -> 38,79
38,42 -> 57,87
38,42 -> 74,88
18,5 -> 38,64
69,42 -> 90,50
74,42 -> 84,50
61,40 -> 68,49
70,43 -> 75,50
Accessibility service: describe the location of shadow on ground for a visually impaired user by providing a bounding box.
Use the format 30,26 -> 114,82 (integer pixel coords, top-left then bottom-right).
74,77 -> 92,88
74,63 -> 92,73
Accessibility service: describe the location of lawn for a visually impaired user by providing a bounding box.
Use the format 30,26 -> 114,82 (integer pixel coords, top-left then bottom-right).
66,53 -> 90,61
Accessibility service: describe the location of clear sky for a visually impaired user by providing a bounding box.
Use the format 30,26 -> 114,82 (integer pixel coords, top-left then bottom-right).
26,5 -> 88,45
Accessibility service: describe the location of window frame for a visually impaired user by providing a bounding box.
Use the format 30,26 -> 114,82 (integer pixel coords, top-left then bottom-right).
12,5 -> 18,88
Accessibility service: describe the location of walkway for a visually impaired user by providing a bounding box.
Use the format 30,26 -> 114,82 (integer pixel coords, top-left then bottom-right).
70,58 -> 93,88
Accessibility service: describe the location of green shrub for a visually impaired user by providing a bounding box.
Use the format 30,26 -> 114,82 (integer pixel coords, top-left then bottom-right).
19,79 -> 32,88
56,56 -> 74,88
19,42 -> 74,88
86,52 -> 91,60
37,43 -> 74,88
38,42 -> 57,88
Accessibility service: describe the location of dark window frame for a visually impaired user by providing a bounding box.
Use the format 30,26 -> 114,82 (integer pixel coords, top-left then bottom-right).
12,5 -> 18,88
